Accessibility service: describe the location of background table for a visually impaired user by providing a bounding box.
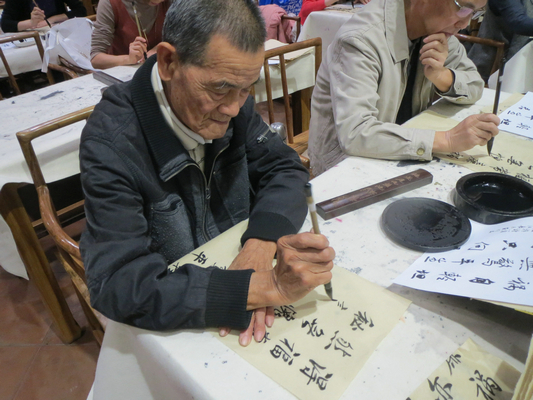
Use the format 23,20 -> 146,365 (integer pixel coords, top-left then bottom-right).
87,90 -> 533,400
488,40 -> 533,94
0,39 -> 44,78
298,6 -> 362,60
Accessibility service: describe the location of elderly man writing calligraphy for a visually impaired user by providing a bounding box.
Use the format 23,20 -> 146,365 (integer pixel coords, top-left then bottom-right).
80,0 -> 334,346
308,0 -> 501,176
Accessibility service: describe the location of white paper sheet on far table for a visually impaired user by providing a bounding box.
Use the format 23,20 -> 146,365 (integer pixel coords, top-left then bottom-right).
498,91 -> 533,139
394,217 -> 533,307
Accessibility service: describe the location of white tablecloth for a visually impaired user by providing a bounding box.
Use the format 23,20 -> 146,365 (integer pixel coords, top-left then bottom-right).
88,91 -> 532,400
0,40 -> 44,78
255,51 -> 316,103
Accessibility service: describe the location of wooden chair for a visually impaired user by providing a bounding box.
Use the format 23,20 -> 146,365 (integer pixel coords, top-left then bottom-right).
262,37 -> 322,170
281,14 -> 301,42
16,106 -> 106,346
0,31 -> 55,97
469,18 -> 482,37
455,33 -> 505,78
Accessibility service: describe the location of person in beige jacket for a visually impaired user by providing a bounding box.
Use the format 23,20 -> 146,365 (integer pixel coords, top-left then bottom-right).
308,0 -> 500,176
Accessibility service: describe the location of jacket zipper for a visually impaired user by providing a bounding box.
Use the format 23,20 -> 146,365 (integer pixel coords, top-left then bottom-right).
200,144 -> 230,242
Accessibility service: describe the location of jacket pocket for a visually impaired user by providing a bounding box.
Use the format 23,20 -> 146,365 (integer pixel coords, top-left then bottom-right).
148,194 -> 195,263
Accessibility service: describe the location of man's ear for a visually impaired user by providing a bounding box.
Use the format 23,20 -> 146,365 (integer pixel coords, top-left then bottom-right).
157,42 -> 179,82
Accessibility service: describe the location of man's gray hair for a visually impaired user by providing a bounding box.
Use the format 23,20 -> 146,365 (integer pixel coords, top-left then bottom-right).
162,0 -> 266,66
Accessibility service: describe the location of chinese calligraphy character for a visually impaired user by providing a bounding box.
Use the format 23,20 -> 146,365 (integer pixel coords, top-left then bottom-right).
469,277 -> 495,285
446,353 -> 461,375
507,156 -> 524,167
350,311 -> 374,331
412,270 -> 430,279
504,277 -> 528,291
275,305 -> 297,321
192,251 -> 207,264
437,272 -> 461,282
521,257 -> 533,272
502,240 -> 517,250
469,242 -> 489,251
492,166 -> 509,174
427,376 -> 453,400
168,262 -> 179,273
300,359 -> 333,391
324,331 -> 353,357
452,258 -> 474,265
469,370 -> 502,400
490,153 -> 504,162
425,257 -> 447,263
337,301 -> 348,310
482,258 -> 513,268
260,332 -> 271,343
270,338 -> 300,365
301,318 -> 325,337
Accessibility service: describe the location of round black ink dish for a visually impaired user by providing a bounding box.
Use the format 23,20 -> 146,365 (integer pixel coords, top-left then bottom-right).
380,197 -> 472,252
453,172 -> 533,224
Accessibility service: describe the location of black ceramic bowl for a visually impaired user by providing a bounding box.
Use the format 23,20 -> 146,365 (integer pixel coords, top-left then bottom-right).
453,172 -> 533,224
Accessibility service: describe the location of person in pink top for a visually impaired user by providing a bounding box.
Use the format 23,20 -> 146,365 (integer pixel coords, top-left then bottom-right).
299,0 -> 371,24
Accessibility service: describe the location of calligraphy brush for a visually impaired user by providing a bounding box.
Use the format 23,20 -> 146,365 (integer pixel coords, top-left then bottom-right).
132,1 -> 148,61
487,56 -> 507,155
304,183 -> 333,301
32,0 -> 51,28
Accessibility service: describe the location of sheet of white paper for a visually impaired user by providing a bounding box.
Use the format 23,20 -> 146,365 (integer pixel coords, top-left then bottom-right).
394,217 -> 533,307
498,92 -> 533,139
171,221 -> 411,400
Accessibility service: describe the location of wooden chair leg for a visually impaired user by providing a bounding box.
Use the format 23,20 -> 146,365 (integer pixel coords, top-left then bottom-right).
0,183 -> 82,343
292,87 -> 312,136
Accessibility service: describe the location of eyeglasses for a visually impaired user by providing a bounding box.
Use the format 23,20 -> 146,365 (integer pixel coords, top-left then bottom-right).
452,0 -> 485,20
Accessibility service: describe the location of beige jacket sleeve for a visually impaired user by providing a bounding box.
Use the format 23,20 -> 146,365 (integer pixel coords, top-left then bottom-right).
437,35 -> 484,106
328,32 -> 436,162
328,33 -> 483,161
90,0 -> 116,59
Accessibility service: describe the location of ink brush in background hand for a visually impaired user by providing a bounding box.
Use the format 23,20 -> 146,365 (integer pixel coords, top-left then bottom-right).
304,183 -> 333,301
132,1 -> 148,61
32,0 -> 51,28
487,56 -> 507,155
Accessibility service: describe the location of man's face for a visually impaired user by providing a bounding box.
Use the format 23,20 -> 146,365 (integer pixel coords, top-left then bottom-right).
164,35 -> 264,141
421,0 -> 486,37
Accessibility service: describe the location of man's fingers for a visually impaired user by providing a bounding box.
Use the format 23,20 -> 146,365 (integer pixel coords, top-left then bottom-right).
219,327 -> 230,337
265,306 -> 275,328
424,33 -> 448,45
279,232 -> 330,251
238,321 -> 254,347
476,112 -> 501,125
252,307 -> 267,343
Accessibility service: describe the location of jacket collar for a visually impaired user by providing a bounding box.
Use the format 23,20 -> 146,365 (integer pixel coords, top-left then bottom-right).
130,56 -> 234,182
385,0 -> 410,64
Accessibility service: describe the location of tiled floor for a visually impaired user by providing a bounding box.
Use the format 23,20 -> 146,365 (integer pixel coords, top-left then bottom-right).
0,238 -> 99,400
0,99 -> 287,400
